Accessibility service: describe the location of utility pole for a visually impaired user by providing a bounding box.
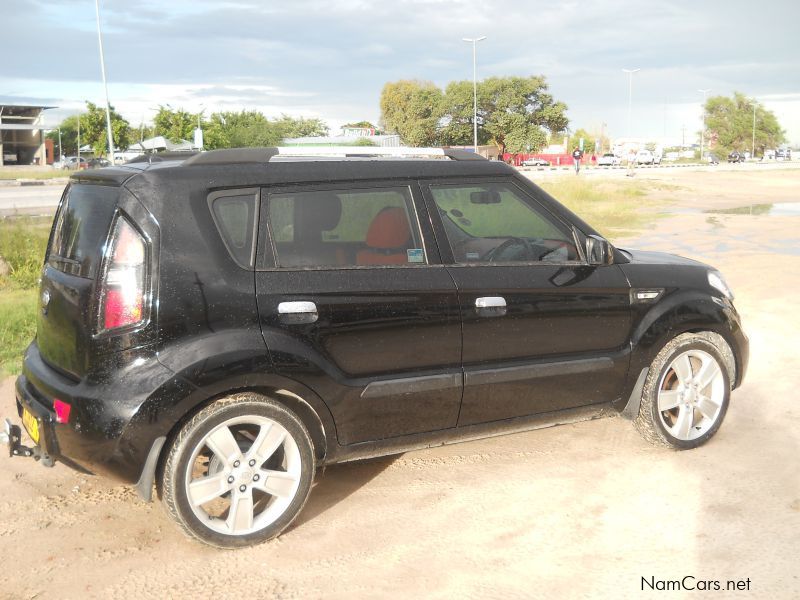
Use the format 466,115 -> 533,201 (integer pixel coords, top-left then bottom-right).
462,36 -> 487,152
698,89 -> 710,162
95,0 -> 115,162
622,68 -> 640,138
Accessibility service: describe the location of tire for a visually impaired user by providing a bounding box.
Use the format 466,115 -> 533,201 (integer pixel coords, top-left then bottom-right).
634,332 -> 734,450
161,392 -> 315,548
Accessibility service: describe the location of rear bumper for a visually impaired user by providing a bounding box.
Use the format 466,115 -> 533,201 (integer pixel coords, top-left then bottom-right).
12,342 -> 179,484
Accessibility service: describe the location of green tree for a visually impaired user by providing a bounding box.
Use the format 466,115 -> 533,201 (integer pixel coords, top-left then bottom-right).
437,80 -> 481,146
479,76 -> 568,154
50,102 -> 131,157
274,115 -> 329,138
203,110 -> 283,149
46,115 -> 80,156
343,121 -> 379,131
153,106 -> 196,143
351,137 -> 377,146
379,80 -> 443,146
565,128 -> 597,155
704,92 -> 785,157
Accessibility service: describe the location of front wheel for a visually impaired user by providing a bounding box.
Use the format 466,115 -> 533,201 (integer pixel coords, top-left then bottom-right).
634,332 -> 734,449
161,393 -> 315,548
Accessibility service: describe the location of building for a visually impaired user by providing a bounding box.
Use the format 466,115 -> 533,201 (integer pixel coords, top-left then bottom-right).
0,104 -> 55,166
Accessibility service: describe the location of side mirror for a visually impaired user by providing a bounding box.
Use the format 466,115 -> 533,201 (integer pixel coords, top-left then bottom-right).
586,235 -> 614,266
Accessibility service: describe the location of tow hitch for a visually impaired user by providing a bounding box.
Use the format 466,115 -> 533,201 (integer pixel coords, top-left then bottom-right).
1,418 -> 54,466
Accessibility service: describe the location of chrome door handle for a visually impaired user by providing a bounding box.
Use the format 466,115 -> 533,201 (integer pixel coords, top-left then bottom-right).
475,296 -> 506,309
278,301 -> 317,315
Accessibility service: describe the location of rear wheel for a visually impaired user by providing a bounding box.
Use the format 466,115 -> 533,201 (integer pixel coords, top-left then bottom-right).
161,393 -> 314,548
634,332 -> 733,449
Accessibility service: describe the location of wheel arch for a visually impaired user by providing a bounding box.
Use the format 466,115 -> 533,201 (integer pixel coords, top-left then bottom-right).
133,372 -> 338,501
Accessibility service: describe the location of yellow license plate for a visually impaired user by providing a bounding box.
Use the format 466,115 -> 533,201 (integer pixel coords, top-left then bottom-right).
22,407 -> 40,445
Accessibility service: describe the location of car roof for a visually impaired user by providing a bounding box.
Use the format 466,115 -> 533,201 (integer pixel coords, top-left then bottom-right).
70,147 -> 514,189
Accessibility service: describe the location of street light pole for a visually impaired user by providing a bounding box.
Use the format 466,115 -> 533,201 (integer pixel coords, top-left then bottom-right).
698,89 -> 710,162
463,36 -> 486,153
57,128 -> 62,162
622,68 -> 640,138
94,0 -> 115,162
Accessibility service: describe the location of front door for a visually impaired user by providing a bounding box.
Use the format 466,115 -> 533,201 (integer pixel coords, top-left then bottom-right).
255,181 -> 463,445
421,178 -> 632,426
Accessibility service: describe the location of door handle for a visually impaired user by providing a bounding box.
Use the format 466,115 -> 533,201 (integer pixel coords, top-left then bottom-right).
278,301 -> 318,315
277,301 -> 318,323
475,296 -> 506,309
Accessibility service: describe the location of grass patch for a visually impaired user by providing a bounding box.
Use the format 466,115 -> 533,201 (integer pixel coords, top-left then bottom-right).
0,289 -> 37,375
0,169 -> 68,180
0,217 -> 51,289
0,217 -> 51,375
538,177 -> 664,240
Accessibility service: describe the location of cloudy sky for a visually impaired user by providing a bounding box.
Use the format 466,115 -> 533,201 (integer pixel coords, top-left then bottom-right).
2,0 -> 799,144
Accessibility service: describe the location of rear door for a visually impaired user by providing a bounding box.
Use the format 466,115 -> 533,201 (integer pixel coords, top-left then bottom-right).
37,183 -> 119,379
255,181 -> 462,445
421,178 -> 632,426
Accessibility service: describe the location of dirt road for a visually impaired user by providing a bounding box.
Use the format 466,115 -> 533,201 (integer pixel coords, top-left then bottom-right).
1,169 -> 798,599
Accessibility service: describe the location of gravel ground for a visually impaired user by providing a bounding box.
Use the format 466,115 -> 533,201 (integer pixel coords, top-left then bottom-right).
1,168 -> 798,599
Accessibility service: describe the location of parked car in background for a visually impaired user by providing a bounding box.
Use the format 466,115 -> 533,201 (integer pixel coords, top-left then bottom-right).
597,153 -> 620,166
776,148 -> 792,161
62,156 -> 89,170
652,152 -> 663,165
636,150 -> 655,165
4,146 -> 748,548
727,151 -> 745,163
88,158 -> 111,169
706,153 -> 720,165
522,157 -> 550,167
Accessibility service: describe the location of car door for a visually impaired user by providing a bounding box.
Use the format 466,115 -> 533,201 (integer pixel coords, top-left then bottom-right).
255,181 -> 463,445
420,177 -> 632,426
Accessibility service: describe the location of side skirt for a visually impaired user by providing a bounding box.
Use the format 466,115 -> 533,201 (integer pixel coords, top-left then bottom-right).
325,401 -> 619,465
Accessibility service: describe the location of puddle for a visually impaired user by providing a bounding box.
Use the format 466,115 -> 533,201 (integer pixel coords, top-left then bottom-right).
704,202 -> 800,216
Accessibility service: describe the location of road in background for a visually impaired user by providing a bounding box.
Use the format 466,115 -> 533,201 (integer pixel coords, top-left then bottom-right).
0,184 -> 64,216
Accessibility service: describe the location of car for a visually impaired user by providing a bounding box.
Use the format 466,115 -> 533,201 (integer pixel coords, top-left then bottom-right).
776,148 -> 792,161
636,150 -> 654,165
522,157 -> 550,167
62,156 -> 89,170
3,146 -> 749,548
88,157 -> 112,169
706,153 -> 720,165
597,153 -> 620,166
727,151 -> 745,163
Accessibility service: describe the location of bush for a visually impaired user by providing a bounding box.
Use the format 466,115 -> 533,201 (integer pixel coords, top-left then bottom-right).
0,217 -> 51,289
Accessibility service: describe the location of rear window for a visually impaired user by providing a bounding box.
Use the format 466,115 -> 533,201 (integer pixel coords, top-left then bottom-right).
48,184 -> 119,278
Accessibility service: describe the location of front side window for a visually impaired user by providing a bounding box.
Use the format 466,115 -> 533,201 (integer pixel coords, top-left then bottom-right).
268,186 -> 426,268
429,182 -> 579,264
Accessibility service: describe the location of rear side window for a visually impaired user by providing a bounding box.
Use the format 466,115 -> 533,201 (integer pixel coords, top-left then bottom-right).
48,184 -> 119,278
209,189 -> 259,268
267,186 -> 426,268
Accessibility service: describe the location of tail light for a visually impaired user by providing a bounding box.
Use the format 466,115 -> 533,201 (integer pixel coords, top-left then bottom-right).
99,216 -> 147,331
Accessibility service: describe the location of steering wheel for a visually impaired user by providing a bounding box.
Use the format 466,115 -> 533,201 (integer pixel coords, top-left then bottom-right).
487,237 -> 535,262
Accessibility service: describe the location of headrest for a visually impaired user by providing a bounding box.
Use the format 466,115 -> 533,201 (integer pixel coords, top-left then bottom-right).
295,192 -> 342,234
366,207 -> 411,249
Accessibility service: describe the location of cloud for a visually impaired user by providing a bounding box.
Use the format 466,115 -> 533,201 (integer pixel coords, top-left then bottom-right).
3,0 -> 799,142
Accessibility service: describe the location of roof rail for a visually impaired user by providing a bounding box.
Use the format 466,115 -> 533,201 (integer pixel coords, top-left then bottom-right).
182,146 -> 486,166
126,151 -> 199,164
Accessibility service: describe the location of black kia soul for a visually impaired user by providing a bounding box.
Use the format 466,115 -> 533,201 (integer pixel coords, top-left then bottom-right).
4,147 -> 748,548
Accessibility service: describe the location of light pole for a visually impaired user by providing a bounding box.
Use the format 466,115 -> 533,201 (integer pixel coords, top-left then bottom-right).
462,36 -> 486,152
57,128 -> 62,162
94,0 -> 115,162
698,89 -> 710,162
622,68 -> 640,138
